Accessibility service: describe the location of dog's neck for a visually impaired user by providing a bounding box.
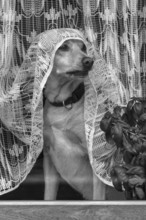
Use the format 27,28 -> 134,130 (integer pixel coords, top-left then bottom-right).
44,70 -> 84,104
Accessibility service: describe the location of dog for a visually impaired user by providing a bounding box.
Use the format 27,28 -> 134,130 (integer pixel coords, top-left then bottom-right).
43,39 -> 106,200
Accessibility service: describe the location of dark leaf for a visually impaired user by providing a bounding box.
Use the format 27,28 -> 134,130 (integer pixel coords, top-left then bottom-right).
110,169 -> 124,192
126,166 -> 145,177
127,99 -> 134,111
113,106 -> 122,118
133,101 -> 143,116
100,112 -> 112,132
135,186 -> 145,200
122,134 -> 136,154
123,151 -> 134,164
110,123 -> 123,148
139,113 -> 146,123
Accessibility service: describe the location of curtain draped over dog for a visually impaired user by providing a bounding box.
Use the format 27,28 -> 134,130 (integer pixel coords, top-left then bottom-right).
0,0 -> 145,194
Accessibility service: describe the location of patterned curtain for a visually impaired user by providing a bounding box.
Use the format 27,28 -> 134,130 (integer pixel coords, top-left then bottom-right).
0,0 -> 145,194
0,0 -> 146,97
0,0 -> 145,99
83,0 -> 146,99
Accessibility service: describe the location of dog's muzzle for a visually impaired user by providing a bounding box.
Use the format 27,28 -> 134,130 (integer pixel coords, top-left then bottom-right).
66,57 -> 94,78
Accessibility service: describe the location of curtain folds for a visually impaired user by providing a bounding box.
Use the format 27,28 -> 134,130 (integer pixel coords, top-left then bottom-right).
0,0 -> 145,99
0,0 -> 145,194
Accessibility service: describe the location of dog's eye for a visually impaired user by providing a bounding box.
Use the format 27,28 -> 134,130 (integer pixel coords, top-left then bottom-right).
58,44 -> 69,51
82,44 -> 86,52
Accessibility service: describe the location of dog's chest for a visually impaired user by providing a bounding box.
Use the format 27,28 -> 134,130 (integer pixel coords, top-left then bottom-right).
44,98 -> 86,149
45,99 -> 83,127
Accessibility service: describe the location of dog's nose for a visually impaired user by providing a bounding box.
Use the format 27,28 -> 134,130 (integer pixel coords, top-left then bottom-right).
82,57 -> 94,70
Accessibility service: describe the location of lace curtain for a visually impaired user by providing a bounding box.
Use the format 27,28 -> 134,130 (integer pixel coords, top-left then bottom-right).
0,0 -> 145,194
1,0 -> 145,97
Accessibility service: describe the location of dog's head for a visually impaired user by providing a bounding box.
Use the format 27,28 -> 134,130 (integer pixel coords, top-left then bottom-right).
52,39 -> 94,79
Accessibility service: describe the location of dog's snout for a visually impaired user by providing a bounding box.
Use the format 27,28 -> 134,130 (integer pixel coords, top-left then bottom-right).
82,57 -> 94,70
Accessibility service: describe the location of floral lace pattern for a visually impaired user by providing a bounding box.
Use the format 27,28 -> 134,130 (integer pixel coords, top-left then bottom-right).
0,0 -> 145,194
0,28 -> 91,195
84,50 -> 126,185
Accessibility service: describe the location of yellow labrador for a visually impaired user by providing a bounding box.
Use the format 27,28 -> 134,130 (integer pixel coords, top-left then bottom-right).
43,39 -> 106,200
